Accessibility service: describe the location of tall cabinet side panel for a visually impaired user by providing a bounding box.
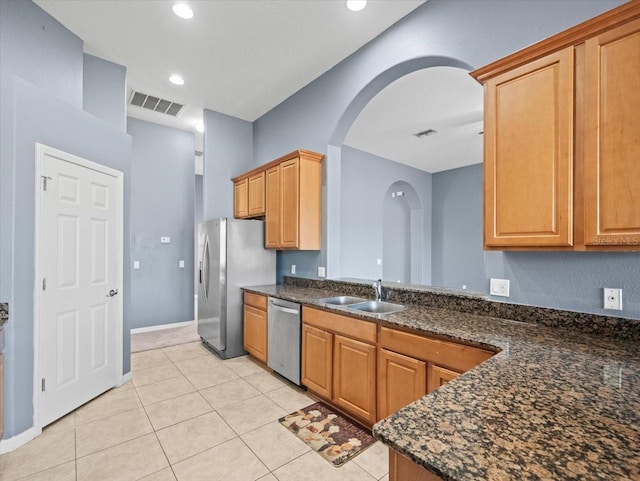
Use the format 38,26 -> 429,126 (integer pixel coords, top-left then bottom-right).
226,219 -> 276,358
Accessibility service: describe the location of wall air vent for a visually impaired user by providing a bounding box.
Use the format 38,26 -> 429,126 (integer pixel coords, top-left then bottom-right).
413,129 -> 438,138
128,90 -> 185,117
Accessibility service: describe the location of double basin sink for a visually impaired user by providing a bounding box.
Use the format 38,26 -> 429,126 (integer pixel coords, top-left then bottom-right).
318,296 -> 406,315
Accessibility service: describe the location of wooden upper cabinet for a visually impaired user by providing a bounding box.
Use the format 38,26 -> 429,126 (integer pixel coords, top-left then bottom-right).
472,2 -> 640,251
248,172 -> 266,217
584,18 -> 640,247
265,150 -> 323,250
280,159 -> 300,248
483,49 -> 574,248
234,172 -> 265,219
265,166 -> 281,248
234,178 -> 248,219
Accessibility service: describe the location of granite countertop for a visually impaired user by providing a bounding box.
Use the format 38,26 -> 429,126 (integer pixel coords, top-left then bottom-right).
0,303 -> 8,329
244,283 -> 640,481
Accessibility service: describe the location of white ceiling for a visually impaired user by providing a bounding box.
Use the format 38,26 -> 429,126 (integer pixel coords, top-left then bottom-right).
35,0 -> 482,173
35,0 -> 426,132
344,66 -> 484,173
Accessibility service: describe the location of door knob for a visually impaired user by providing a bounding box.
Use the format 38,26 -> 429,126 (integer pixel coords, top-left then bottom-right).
106,289 -> 118,297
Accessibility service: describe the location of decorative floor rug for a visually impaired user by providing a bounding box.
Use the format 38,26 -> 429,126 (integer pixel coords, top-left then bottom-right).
279,402 -> 376,467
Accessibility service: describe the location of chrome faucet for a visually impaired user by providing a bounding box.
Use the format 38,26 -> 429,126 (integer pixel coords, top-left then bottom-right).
373,279 -> 383,301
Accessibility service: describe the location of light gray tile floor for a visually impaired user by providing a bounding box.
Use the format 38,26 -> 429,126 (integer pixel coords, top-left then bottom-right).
0,342 -> 389,481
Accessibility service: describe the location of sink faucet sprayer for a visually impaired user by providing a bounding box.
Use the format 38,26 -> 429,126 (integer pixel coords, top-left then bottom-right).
373,279 -> 383,301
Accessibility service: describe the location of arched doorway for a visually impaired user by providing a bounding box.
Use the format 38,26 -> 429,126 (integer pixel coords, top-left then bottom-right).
382,181 -> 422,284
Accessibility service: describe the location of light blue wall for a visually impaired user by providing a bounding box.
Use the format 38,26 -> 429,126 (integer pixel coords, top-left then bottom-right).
127,118 -> 194,329
432,164 -> 484,292
203,109 -> 253,220
0,77 -> 132,439
253,0 -> 639,319
83,54 -> 127,132
339,146 -> 431,283
0,0 -> 132,439
0,0 -> 83,109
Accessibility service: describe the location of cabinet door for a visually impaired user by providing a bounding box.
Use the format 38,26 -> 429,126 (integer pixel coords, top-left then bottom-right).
243,305 -> 267,363
234,178 -> 248,218
378,349 -> 426,420
248,171 -> 266,217
389,449 -> 443,481
333,335 -> 376,424
280,158 -> 299,248
302,324 -> 333,399
584,18 -> 640,247
484,48 -> 574,247
427,365 -> 460,394
265,166 -> 281,248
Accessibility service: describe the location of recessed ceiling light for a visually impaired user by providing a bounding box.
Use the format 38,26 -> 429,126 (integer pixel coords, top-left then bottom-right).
169,74 -> 185,86
346,0 -> 367,12
195,122 -> 204,133
172,3 -> 194,19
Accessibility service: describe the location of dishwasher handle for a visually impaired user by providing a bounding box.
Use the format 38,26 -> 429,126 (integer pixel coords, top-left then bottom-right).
268,301 -> 299,315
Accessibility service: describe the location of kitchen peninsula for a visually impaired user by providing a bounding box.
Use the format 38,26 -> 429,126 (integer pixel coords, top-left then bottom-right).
244,277 -> 640,481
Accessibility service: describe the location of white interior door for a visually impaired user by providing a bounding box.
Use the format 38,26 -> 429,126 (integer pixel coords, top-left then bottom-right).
37,145 -> 123,428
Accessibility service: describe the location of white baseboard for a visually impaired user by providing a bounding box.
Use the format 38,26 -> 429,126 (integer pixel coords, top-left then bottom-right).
0,426 -> 40,454
118,371 -> 132,386
130,319 -> 195,334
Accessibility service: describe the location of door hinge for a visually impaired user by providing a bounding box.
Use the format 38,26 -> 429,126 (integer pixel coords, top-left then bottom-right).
41,378 -> 46,392
41,176 -> 52,191
42,278 -> 46,291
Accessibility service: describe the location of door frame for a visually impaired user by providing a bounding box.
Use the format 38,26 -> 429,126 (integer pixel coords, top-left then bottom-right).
33,143 -> 124,432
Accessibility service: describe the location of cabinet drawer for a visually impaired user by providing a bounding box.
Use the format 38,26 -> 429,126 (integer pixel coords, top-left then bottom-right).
380,327 -> 492,373
303,307 -> 376,344
244,291 -> 267,310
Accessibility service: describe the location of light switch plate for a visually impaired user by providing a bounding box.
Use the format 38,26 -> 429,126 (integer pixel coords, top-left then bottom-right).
161,237 -> 170,244
179,260 -> 185,268
291,264 -> 296,274
317,266 -> 326,278
490,278 -> 510,297
133,261 -> 140,270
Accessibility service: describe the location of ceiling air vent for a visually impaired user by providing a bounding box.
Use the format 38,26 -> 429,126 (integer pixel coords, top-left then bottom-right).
129,90 -> 185,117
413,129 -> 437,138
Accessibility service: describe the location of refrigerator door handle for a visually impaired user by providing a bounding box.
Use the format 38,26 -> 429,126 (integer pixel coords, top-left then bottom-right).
203,235 -> 210,301
199,261 -> 203,284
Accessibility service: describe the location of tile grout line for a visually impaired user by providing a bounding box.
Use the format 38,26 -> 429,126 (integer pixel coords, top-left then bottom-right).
131,375 -> 177,481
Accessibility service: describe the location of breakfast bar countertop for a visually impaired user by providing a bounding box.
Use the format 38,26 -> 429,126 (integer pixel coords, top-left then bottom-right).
243,282 -> 640,481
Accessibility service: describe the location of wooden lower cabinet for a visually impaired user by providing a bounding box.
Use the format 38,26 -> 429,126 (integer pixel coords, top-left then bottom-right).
333,335 -> 377,424
301,324 -> 333,399
427,364 -> 460,394
389,449 -> 443,481
243,293 -> 268,363
378,349 -> 426,420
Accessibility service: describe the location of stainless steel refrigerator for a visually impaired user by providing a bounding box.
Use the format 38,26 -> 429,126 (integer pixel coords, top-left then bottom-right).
197,218 -> 275,359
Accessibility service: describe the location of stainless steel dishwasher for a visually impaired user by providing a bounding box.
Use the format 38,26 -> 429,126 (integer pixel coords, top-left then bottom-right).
267,297 -> 301,385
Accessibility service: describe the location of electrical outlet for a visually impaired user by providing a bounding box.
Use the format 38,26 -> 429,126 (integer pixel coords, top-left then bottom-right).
317,266 -> 326,278
179,260 -> 185,268
160,237 -> 170,244
490,278 -> 510,297
604,288 -> 622,310
133,261 -> 140,270
290,264 -> 296,275
377,259 -> 382,266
